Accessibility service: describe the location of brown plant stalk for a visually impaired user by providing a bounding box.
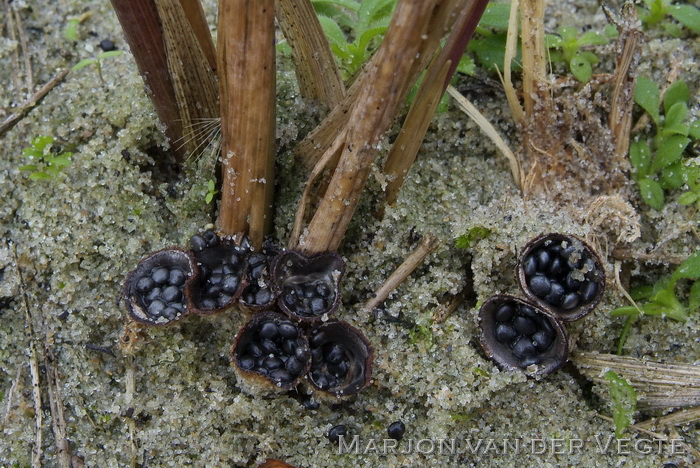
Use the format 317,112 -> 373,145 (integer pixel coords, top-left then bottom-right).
382,0 -> 489,206
293,0 -> 439,254
275,0 -> 345,109
110,0 -> 217,159
216,0 -> 276,248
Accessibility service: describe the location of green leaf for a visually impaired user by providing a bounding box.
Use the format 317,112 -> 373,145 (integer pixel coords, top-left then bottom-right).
604,24 -> 619,39
659,161 -> 685,189
689,281 -> 700,314
97,50 -> 123,60
570,54 -> 592,82
630,284 -> 654,301
357,0 -> 395,34
661,22 -> 682,38
207,179 -> 215,191
690,120 -> 700,140
478,2 -> 511,30
661,107 -> 689,137
23,147 -> 43,159
579,51 -> 600,65
557,26 -> 578,41
678,191 -> 698,205
648,287 -> 687,321
311,0 -> 360,12
455,226 -> 492,249
32,135 -> 54,150
456,56 -> 475,76
630,141 -> 651,178
638,177 -> 664,210
610,305 -> 642,317
673,251 -> 700,281
356,25 -> 389,54
605,370 -> 637,439
545,34 -> 563,48
652,135 -> 690,172
64,18 -> 80,41
19,164 -> 38,172
669,4 -> 700,33
29,172 -> 52,180
317,15 -> 348,48
577,30 -> 608,46
468,33 -> 510,72
205,192 -> 214,204
51,153 -> 73,168
663,80 -> 689,114
634,77 -> 661,127
72,58 -> 97,71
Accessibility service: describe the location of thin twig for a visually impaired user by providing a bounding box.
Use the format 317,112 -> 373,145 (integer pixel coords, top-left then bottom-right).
606,3 -> 643,163
45,337 -> 72,468
11,241 -> 43,468
363,234 -> 440,312
0,68 -> 69,138
13,6 -> 33,92
432,291 -> 464,324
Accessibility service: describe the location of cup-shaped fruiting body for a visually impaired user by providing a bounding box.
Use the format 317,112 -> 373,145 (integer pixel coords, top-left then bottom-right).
479,295 -> 568,375
517,233 -> 605,321
272,251 -> 345,323
124,248 -> 197,326
239,242 -> 280,311
231,311 -> 312,393
307,320 -> 374,398
188,230 -> 250,315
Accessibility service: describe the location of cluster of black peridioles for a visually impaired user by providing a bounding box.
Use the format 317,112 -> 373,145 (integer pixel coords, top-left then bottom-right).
478,233 -> 606,376
124,230 -> 375,398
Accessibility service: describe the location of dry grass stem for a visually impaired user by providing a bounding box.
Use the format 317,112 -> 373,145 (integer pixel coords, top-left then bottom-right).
110,0 -> 184,156
607,4 -> 643,162
216,0 -> 276,248
574,352 -> 700,409
11,243 -> 43,468
382,0 -> 489,207
154,0 -> 219,151
520,0 -> 548,119
501,0 -> 524,125
448,85 -> 523,190
295,0 -> 463,171
382,60 -> 452,207
297,0 -> 438,253
45,339 -> 73,468
433,291 -> 465,324
276,0 -> 345,109
635,406 -> 700,430
363,233 -> 440,312
0,68 -> 69,138
178,0 -> 217,71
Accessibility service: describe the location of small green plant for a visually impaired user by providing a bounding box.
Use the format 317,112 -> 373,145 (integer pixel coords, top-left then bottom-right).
545,25 -> 617,82
455,226 -> 492,249
64,12 -> 92,41
314,0 -> 396,79
205,179 -> 218,204
466,2 -> 518,73
71,50 -> 123,84
19,136 -> 73,180
605,370 -> 637,438
630,77 -> 699,210
611,250 -> 700,323
638,0 -> 700,36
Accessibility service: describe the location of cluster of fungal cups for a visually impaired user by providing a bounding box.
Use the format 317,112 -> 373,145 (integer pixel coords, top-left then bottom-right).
124,230 -> 374,398
479,233 -> 605,376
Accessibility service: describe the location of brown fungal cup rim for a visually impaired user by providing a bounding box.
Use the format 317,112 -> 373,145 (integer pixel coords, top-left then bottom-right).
478,295 -> 568,376
306,319 -> 374,398
271,250 -> 346,323
517,233 -> 606,322
187,235 -> 249,316
123,247 -> 197,327
230,310 -> 312,392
